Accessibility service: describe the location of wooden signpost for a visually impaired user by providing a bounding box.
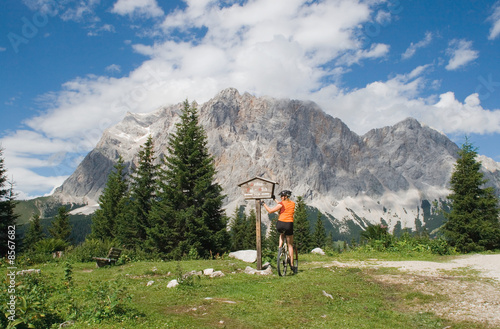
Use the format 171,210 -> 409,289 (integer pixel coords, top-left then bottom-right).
238,177 -> 277,270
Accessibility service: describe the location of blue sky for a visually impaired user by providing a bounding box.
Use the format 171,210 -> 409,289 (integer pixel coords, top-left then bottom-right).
1,0 -> 500,199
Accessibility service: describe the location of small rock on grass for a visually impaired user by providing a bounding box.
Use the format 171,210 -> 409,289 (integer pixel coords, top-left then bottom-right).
167,279 -> 179,288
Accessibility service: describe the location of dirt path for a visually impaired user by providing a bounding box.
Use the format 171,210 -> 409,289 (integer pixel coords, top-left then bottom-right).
322,254 -> 500,328
376,254 -> 500,282
322,254 -> 500,281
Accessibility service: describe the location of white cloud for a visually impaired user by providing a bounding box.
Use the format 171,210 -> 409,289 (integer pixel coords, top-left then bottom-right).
21,0 -> 115,36
60,3 -> 95,22
5,0 -> 385,198
87,23 -> 116,36
317,69 -> 430,134
111,0 -> 164,18
7,167 -> 67,200
1,134 -> 79,199
310,64 -> 500,136
0,130 -> 74,156
402,32 -> 433,60
160,0 -> 373,65
21,0 -> 60,16
105,64 -> 121,73
7,0 -> 500,198
375,9 -> 391,25
445,39 -> 479,71
488,1 -> 500,40
427,92 -> 500,133
337,43 -> 390,66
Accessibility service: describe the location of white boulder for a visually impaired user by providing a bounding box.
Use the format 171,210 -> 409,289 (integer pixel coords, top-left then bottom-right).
203,268 -> 214,276
228,250 -> 257,263
167,279 -> 179,288
311,247 -> 325,255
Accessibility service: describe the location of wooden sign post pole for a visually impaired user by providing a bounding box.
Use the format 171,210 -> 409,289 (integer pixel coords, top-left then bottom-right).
255,199 -> 262,270
237,176 -> 278,272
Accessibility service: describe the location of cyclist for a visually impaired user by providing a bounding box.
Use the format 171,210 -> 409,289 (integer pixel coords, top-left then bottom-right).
262,190 -> 297,273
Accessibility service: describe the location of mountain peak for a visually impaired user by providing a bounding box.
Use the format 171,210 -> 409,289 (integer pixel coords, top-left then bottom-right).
53,88 -> 500,234
216,87 -> 241,97
396,117 -> 421,129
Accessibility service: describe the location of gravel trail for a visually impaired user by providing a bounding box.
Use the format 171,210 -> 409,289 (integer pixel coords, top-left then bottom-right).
324,254 -> 500,328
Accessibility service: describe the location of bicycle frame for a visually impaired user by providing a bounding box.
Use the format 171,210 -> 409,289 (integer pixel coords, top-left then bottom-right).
277,233 -> 298,276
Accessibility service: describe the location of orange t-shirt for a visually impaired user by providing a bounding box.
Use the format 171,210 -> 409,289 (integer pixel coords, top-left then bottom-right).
278,200 -> 295,222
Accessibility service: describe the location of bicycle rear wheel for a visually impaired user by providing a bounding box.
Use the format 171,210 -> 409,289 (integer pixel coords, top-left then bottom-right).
277,243 -> 288,276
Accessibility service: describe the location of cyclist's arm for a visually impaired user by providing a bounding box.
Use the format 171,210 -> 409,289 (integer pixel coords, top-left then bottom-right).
263,202 -> 282,214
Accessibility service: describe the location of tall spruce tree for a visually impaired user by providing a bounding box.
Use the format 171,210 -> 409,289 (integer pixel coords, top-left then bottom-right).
152,100 -> 229,258
442,139 -> 500,252
49,207 -> 71,242
265,213 -> 280,250
229,207 -> 247,251
24,213 -> 45,250
0,148 -> 19,256
91,156 -> 128,241
293,196 -> 312,254
312,211 -> 327,248
244,209 -> 260,250
125,136 -> 159,248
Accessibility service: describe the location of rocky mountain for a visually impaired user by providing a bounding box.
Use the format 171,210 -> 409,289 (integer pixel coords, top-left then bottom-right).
53,88 -> 500,235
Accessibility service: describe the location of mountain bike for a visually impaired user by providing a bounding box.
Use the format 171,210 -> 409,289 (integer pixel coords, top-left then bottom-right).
277,234 -> 298,276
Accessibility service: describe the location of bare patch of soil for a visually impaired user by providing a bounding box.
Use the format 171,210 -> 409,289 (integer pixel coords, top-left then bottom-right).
373,273 -> 500,328
323,254 -> 500,328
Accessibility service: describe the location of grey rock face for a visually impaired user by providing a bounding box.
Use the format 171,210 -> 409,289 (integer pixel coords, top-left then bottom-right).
53,88 -> 499,231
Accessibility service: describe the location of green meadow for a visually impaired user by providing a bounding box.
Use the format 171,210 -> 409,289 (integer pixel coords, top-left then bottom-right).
1,252 -> 491,329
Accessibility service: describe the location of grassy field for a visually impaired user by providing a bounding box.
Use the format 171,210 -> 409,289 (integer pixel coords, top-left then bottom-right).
1,252 -> 492,329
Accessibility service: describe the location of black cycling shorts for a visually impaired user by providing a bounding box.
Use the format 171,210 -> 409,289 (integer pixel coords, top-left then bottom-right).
276,220 -> 293,236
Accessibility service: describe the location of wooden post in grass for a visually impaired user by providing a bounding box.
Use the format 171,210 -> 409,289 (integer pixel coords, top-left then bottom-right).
255,199 -> 262,270
238,177 -> 277,270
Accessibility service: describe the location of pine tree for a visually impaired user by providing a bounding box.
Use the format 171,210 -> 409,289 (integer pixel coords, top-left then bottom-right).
326,231 -> 336,251
312,211 -> 327,248
155,100 -> 229,258
0,148 -> 19,256
125,136 -> 159,248
49,207 -> 71,242
24,213 -> 45,250
145,198 -> 177,256
265,213 -> 280,251
0,182 -> 19,256
293,196 -> 312,254
229,207 -> 246,251
442,139 -> 500,252
360,224 -> 390,243
91,157 -> 128,241
244,209 -> 258,250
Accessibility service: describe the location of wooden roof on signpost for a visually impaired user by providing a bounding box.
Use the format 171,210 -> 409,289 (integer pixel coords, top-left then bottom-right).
238,176 -> 278,200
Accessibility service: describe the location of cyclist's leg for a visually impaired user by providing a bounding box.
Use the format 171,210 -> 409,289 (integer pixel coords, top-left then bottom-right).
286,234 -> 294,265
278,232 -> 285,249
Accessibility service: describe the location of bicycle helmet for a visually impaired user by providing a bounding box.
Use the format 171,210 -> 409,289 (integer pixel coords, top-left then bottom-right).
279,190 -> 292,197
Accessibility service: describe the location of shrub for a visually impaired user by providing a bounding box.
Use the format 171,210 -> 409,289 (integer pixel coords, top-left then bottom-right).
0,272 -> 64,329
34,238 -> 69,254
357,228 -> 456,255
64,238 -> 115,263
0,264 -> 141,328
16,238 -> 70,265
79,280 -> 141,324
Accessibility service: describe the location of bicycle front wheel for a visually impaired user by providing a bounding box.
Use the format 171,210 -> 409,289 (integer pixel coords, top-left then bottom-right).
277,246 -> 288,277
